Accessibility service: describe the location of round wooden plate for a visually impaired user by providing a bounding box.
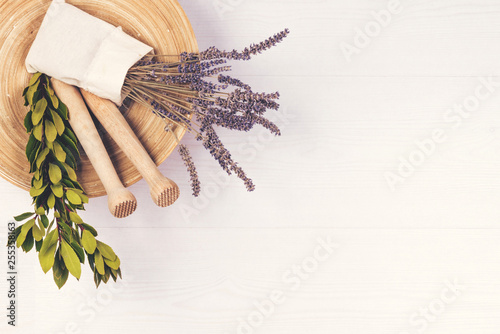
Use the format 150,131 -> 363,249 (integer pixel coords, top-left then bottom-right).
0,0 -> 198,197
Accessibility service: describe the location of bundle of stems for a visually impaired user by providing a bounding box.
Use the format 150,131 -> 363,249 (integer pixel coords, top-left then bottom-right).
12,74 -> 121,289
123,29 -> 290,196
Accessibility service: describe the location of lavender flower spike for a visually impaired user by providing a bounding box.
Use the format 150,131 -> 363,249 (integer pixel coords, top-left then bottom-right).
178,144 -> 201,197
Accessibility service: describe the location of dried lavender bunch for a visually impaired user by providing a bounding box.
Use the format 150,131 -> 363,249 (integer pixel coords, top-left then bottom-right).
124,29 -> 289,195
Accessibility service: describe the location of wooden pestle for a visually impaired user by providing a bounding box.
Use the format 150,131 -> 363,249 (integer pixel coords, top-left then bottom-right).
51,79 -> 137,218
79,89 -> 180,207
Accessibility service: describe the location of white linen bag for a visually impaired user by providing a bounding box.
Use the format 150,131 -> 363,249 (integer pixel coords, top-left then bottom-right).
25,0 -> 152,105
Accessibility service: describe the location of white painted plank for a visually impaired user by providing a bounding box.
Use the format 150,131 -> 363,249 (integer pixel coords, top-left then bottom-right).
181,0 -> 500,76
1,0 -> 500,333
0,228 -> 499,333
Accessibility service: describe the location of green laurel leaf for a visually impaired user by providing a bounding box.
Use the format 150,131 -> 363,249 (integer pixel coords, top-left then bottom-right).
104,255 -> 120,270
66,189 -> 82,205
53,250 -> 69,289
28,72 -> 42,86
51,183 -> 63,198
13,212 -> 34,222
48,163 -> 62,183
16,218 -> 35,247
47,193 -> 56,208
96,241 -> 117,261
94,250 -> 105,275
53,141 -> 67,162
69,212 -> 83,225
33,123 -> 43,141
60,240 -> 81,279
45,120 -> 57,143
81,230 -> 97,254
50,109 -> 65,135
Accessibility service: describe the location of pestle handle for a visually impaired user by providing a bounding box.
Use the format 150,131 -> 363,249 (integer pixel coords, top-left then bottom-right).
79,89 -> 179,207
51,79 -> 137,218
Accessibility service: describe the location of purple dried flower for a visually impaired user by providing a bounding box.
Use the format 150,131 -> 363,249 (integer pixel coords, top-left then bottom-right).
251,115 -> 281,136
199,28 -> 290,61
178,144 -> 200,196
218,74 -> 251,91
124,29 -> 290,196
230,163 -> 255,191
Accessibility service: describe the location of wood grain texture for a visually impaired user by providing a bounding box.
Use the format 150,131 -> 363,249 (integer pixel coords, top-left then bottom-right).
0,0 -> 197,196
1,0 -> 500,333
80,90 -> 180,207
1,228 -> 499,333
51,79 -> 137,218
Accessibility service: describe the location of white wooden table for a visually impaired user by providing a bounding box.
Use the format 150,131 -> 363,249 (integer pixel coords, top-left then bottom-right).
1,0 -> 500,333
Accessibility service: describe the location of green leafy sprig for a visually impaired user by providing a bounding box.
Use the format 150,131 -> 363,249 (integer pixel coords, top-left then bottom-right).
8,73 -> 122,288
